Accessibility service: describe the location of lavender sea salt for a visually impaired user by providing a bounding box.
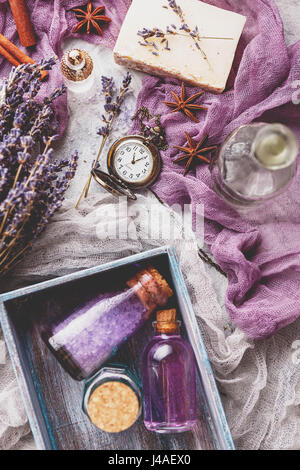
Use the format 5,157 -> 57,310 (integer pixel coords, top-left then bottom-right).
42,266 -> 173,380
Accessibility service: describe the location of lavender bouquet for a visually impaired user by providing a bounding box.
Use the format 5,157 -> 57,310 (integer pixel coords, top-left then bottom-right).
0,58 -> 78,278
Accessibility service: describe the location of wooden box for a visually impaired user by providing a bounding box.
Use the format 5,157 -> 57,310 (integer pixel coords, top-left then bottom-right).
0,246 -> 234,450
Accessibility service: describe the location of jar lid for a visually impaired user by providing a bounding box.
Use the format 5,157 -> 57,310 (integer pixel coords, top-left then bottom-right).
83,367 -> 142,433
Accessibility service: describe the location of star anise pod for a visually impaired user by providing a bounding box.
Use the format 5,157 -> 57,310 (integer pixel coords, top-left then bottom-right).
163,82 -> 207,123
72,2 -> 111,36
173,132 -> 217,176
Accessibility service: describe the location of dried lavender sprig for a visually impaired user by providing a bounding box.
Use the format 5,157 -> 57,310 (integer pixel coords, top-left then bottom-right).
137,25 -> 232,56
75,72 -> 132,208
167,0 -> 208,63
97,72 -> 131,139
137,0 -> 232,58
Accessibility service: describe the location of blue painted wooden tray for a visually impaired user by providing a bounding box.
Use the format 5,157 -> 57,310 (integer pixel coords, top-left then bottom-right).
0,246 -> 234,450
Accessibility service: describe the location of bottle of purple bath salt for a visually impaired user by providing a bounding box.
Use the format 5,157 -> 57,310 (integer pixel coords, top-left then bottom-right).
142,309 -> 197,433
42,267 -> 173,381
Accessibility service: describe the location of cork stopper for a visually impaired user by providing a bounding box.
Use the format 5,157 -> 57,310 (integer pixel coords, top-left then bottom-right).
68,49 -> 85,67
157,309 -> 176,323
146,266 -> 173,304
87,381 -> 140,433
60,48 -> 93,82
155,309 -> 179,334
127,266 -> 173,317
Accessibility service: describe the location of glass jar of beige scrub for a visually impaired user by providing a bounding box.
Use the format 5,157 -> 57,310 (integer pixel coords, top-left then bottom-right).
82,366 -> 142,433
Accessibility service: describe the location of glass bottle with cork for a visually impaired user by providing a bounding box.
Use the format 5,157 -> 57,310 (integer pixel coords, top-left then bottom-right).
60,48 -> 94,93
142,309 -> 197,433
212,123 -> 299,209
41,266 -> 173,381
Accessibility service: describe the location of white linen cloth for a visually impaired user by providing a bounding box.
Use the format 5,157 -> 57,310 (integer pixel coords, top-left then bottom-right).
1,0 -> 300,450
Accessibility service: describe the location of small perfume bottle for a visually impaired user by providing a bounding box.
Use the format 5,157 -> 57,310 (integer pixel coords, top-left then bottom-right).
211,123 -> 299,209
142,309 -> 197,433
41,266 -> 173,380
60,48 -> 94,93
82,365 -> 142,433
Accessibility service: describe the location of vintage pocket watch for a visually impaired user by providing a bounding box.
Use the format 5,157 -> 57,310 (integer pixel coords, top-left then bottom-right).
92,135 -> 161,200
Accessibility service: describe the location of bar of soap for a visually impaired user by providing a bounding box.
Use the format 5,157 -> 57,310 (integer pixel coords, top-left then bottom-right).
114,0 -> 246,93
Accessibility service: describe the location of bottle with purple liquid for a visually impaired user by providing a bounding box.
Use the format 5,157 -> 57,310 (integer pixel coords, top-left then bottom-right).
42,266 -> 173,381
142,309 -> 197,433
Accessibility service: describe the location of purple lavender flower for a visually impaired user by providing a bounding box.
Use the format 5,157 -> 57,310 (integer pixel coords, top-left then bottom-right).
168,0 -> 184,20
180,24 -> 191,33
101,76 -> 115,99
137,28 -> 156,39
122,72 -> 132,89
97,72 -> 132,136
104,103 -> 118,113
97,125 -> 110,137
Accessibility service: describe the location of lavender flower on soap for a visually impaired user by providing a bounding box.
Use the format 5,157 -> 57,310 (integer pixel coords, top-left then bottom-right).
0,59 -> 78,277
137,0 -> 233,57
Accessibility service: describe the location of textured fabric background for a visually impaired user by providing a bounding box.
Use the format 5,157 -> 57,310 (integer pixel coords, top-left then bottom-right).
0,0 -> 300,451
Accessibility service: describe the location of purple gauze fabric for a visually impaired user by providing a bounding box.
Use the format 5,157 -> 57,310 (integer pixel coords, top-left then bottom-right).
130,0 -> 300,339
0,0 -> 131,132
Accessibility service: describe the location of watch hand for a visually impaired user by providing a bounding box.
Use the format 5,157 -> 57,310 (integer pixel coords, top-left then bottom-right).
131,152 -> 137,164
135,156 -> 147,163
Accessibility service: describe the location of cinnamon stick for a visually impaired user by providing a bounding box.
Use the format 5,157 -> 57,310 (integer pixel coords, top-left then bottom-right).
8,0 -> 37,47
0,33 -> 33,64
0,34 -> 47,80
0,44 -> 20,67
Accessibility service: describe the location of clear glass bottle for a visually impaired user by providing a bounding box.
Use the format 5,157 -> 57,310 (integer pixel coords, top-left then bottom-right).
60,48 -> 94,93
211,123 -> 299,209
142,309 -> 197,433
82,365 -> 142,433
41,266 -> 173,381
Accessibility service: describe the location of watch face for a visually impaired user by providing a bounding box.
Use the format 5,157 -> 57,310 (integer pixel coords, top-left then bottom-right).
112,138 -> 154,184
